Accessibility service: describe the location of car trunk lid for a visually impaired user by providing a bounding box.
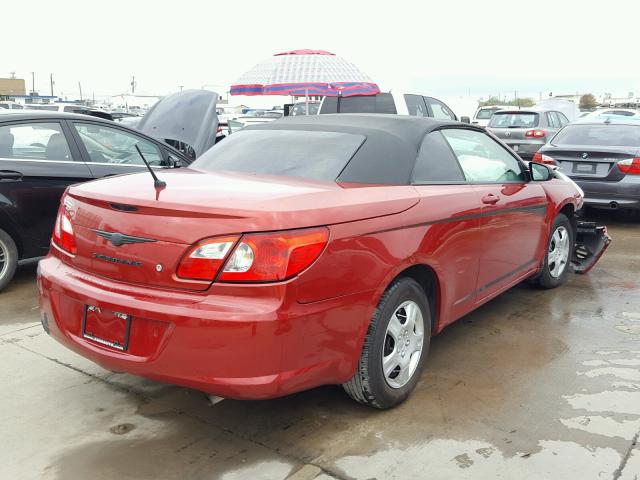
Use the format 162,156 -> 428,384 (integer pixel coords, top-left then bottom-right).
63,169 -> 419,291
545,145 -> 636,180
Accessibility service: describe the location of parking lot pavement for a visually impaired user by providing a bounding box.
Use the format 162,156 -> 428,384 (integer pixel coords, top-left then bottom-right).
1,212 -> 639,480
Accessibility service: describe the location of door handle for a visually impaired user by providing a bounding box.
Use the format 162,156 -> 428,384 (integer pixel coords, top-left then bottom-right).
481,194 -> 500,205
0,170 -> 23,181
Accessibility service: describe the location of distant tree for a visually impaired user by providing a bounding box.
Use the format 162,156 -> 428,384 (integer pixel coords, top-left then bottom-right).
479,96 -> 535,107
579,93 -> 598,109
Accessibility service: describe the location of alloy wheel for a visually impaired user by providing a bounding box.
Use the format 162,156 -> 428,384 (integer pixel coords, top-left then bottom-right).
548,226 -> 570,278
0,238 -> 7,279
382,300 -> 425,389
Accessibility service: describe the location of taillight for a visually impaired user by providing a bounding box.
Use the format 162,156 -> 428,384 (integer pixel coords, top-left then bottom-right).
176,236 -> 240,280
51,205 -> 77,255
525,129 -> 546,138
617,157 -> 640,175
532,152 -> 557,165
219,227 -> 329,282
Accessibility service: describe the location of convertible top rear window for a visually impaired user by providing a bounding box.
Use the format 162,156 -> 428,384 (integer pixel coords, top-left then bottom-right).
191,129 -> 365,181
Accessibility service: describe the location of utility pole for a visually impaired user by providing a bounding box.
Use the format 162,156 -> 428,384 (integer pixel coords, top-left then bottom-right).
78,81 -> 83,101
179,85 -> 184,91
131,75 -> 136,94
31,72 -> 35,95
50,73 -> 54,97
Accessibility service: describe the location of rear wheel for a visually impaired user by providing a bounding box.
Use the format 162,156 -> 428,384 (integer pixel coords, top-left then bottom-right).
0,228 -> 18,292
534,213 -> 573,289
343,277 -> 431,409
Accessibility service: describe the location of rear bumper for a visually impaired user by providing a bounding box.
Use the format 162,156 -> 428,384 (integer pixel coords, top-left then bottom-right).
37,256 -> 371,400
574,179 -> 640,210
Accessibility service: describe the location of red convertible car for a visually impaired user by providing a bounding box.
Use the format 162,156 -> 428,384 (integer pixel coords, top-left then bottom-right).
38,115 -> 609,408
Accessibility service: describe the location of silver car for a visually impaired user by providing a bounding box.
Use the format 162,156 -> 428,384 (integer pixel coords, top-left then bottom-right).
487,109 -> 570,160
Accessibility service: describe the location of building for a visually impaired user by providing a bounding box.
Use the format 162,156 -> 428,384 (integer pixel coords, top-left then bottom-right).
0,78 -> 26,96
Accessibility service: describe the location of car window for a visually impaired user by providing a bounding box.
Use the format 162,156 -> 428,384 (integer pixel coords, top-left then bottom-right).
441,129 -> 525,183
319,93 -> 397,114
0,122 -> 72,161
191,129 -> 365,181
12,104 -> 24,110
73,123 -> 165,166
404,95 -> 428,117
424,97 -> 456,120
546,112 -> 559,128
476,108 -> 497,120
412,131 -> 465,183
0,104 -> 7,110
488,112 -> 539,128
557,112 -> 569,126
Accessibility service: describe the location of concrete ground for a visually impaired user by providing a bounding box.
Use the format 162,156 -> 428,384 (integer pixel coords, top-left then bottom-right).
1,211 -> 639,480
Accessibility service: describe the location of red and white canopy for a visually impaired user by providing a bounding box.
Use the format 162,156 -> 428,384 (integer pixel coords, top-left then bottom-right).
230,49 -> 379,97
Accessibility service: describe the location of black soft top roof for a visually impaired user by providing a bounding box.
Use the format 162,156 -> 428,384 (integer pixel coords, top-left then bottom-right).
244,114 -> 476,184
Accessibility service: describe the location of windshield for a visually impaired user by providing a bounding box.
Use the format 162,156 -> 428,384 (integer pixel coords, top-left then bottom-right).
191,129 -> 365,181
319,93 -> 397,114
488,112 -> 539,128
552,124 -> 640,147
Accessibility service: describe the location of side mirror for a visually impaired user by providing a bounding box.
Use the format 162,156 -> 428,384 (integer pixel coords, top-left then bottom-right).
460,116 -> 471,124
530,162 -> 553,181
166,155 -> 181,168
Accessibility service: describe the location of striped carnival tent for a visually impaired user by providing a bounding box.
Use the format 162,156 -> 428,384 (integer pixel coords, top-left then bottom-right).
230,49 -> 380,97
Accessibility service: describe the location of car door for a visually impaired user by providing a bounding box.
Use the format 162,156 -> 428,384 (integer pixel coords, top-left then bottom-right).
67,120 -> 173,178
440,128 -> 548,302
0,119 -> 93,258
410,130 -> 484,325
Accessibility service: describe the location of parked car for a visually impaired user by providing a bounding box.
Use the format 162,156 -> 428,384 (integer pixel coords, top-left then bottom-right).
38,114 -> 609,408
0,111 -> 193,291
581,108 -> 640,119
486,108 -> 570,160
536,117 -> 640,211
0,101 -> 25,111
471,106 -> 512,127
318,91 -> 468,122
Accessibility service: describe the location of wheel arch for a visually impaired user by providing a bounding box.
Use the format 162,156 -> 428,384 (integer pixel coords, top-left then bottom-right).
379,263 -> 441,335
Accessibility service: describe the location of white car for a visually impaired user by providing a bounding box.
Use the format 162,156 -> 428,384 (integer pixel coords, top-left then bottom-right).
581,108 -> 640,119
318,91 -> 464,121
471,105 -> 513,127
0,101 -> 25,111
24,103 -> 93,114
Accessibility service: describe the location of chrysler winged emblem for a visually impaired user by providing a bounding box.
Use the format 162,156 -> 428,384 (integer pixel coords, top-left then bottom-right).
92,229 -> 156,247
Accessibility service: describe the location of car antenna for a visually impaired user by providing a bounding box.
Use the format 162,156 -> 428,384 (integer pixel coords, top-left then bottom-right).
134,144 -> 166,189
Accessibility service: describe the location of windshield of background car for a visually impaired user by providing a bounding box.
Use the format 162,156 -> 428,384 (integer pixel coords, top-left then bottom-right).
319,93 -> 397,114
476,109 -> 497,119
291,103 -> 320,116
488,112 -> 539,128
191,129 -> 365,181
552,124 -> 640,147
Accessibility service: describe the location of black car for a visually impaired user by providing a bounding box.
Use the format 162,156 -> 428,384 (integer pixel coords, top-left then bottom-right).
0,111 -> 193,291
536,118 -> 640,211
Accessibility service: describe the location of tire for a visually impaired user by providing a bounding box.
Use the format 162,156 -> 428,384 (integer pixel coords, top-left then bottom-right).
343,277 -> 431,409
0,228 -> 18,292
533,213 -> 574,289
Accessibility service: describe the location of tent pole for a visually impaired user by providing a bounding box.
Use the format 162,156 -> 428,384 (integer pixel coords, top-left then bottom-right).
305,88 -> 309,115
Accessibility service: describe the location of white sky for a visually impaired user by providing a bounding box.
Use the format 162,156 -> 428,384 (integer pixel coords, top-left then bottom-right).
2,0 -> 639,105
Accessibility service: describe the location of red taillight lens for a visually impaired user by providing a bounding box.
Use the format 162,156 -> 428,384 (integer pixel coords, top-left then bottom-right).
617,157 -> 640,175
176,235 -> 240,280
218,227 -> 329,282
532,152 -> 557,165
525,129 -> 546,138
51,206 -> 77,255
